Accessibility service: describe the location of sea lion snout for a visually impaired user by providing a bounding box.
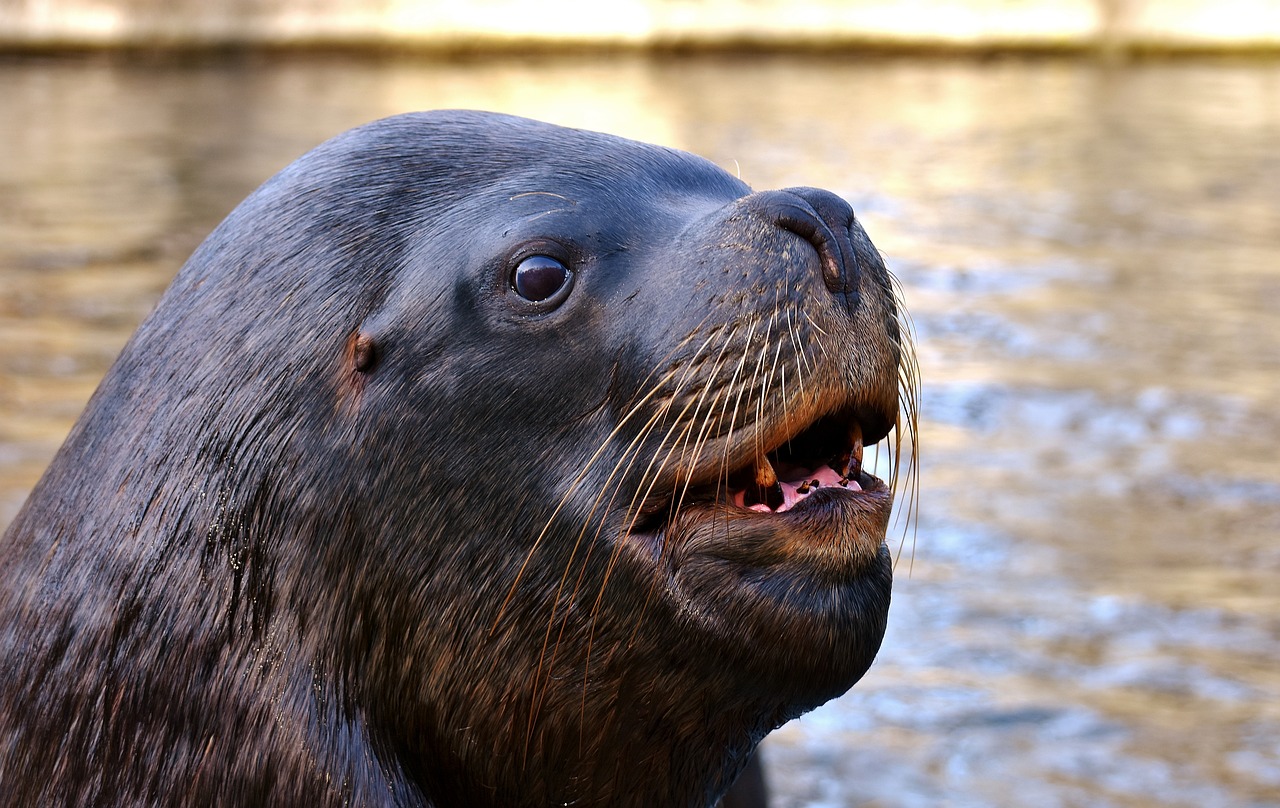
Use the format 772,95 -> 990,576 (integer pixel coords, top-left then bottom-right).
739,187 -> 861,312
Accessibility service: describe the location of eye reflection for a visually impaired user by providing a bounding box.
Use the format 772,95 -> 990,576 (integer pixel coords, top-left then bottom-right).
512,255 -> 572,303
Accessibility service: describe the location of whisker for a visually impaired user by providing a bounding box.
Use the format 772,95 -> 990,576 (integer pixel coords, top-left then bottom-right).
707,320 -> 759,502
580,409 -> 697,653
492,368 -> 680,633
521,323 -> 734,731
581,319 -> 748,683
668,384 -> 729,526
784,291 -> 813,405
759,313 -> 787,440
515,325 -> 730,744
494,317 -> 729,632
557,326 -> 741,726
802,309 -> 829,338
886,269 -> 922,572
748,314 -> 777,467
527,404 -> 675,738
530,402 -> 670,650
666,325 -> 746,520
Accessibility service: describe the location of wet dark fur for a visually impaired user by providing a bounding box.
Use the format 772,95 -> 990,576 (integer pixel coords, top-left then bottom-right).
0,111 -> 909,807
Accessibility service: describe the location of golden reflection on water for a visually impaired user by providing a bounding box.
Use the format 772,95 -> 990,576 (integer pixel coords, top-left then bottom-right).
1,53 -> 1278,806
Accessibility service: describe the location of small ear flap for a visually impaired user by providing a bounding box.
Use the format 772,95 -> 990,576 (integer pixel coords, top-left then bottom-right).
352,332 -> 379,374
337,329 -> 380,416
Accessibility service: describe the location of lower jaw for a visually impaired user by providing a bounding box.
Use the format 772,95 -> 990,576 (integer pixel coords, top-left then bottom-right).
672,476 -> 894,560
656,484 -> 893,629
663,532 -> 895,712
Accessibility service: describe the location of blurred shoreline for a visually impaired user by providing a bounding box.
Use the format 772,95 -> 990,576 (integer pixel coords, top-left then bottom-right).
2,0 -> 1279,56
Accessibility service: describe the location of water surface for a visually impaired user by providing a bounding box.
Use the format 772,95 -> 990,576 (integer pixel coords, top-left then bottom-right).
1,52 -> 1278,806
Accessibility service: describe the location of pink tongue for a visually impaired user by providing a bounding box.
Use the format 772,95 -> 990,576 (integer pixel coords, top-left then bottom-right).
739,464 -> 861,513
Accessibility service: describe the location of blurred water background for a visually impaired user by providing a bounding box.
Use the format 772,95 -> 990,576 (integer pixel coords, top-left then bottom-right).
1,49 -> 1278,807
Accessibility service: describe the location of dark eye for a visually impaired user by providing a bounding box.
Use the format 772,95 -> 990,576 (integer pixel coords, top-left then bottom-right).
511,255 -> 572,303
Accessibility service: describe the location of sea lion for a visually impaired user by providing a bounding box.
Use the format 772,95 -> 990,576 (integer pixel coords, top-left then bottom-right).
0,110 -> 915,807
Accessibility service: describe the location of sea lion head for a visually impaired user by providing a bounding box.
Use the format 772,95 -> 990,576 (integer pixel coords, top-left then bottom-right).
0,110 -> 915,807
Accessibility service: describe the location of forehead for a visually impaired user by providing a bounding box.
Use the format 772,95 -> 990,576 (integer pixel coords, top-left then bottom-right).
300,112 -> 752,230
435,131 -> 751,246
500,138 -> 747,203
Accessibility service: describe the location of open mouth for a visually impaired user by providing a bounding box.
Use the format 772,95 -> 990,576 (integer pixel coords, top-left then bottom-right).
725,412 -> 869,513
644,401 -> 892,525
652,401 -> 897,667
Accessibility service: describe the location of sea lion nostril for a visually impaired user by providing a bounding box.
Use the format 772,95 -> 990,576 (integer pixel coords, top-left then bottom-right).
782,187 -> 862,311
745,188 -> 861,313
